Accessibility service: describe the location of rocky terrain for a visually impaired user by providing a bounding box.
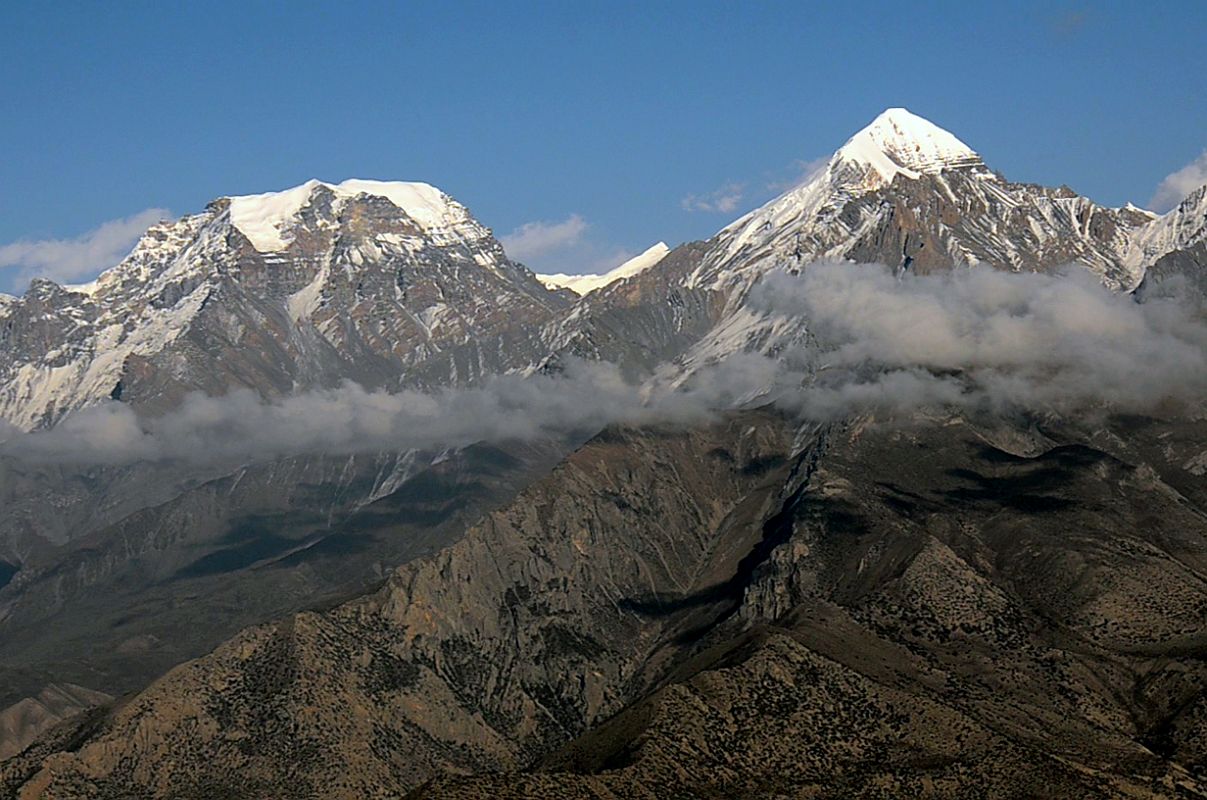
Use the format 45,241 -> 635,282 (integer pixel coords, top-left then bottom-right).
413,412 -> 1207,799
0,439 -> 567,714
0,685 -> 111,763
3,407 -> 1207,798
0,179 -> 579,745
1,107 -> 1205,797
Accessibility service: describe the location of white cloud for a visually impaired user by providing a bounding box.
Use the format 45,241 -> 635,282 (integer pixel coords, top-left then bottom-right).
6,263 -> 1206,468
0,359 -> 720,467
765,157 -> 828,194
751,263 -> 1207,419
501,214 -> 639,277
500,214 -> 588,262
681,182 -> 745,214
0,208 -> 171,290
1149,150 -> 1207,213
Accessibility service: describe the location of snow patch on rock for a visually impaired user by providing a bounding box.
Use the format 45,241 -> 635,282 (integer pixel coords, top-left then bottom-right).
228,179 -> 476,253
537,242 -> 670,295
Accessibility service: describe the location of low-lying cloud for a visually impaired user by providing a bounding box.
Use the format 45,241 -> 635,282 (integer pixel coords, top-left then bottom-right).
4,262 -> 1204,467
0,360 -> 729,467
752,262 -> 1207,419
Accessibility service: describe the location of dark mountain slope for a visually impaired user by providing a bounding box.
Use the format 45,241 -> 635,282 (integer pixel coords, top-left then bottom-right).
5,408 -> 1207,798
412,413 -> 1207,799
1,410 -> 802,798
0,439 -> 566,718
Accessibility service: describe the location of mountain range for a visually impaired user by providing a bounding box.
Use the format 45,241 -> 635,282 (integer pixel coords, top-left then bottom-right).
1,108 -> 1205,798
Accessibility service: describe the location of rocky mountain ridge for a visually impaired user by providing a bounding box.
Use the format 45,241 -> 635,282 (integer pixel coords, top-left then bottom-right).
0,180 -> 565,431
1,108 -> 1206,798
3,109 -> 1205,436
536,109 -> 1207,390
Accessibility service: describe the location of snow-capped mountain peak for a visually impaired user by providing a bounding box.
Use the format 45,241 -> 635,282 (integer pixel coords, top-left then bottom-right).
700,107 -> 1165,295
0,177 -> 566,431
834,107 -> 983,183
716,109 -> 989,257
227,178 -> 477,252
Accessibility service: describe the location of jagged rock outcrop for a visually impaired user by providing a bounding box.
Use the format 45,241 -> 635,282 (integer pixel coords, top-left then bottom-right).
0,684 -> 111,763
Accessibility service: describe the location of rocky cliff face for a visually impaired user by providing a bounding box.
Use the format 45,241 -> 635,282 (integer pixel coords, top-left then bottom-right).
5,408 -> 1207,798
0,410 -> 806,797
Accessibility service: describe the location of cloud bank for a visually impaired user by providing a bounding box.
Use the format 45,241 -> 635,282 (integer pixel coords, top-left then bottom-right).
1150,149 -> 1207,214
4,263 -> 1204,467
0,208 -> 172,290
0,361 -> 725,467
752,263 -> 1207,419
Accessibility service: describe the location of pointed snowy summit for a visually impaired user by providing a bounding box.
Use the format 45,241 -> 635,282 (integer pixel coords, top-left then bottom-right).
717,108 -> 988,250
834,107 -> 984,184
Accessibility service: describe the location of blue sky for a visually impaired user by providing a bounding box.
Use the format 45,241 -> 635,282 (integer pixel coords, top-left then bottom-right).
1,1 -> 1204,291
